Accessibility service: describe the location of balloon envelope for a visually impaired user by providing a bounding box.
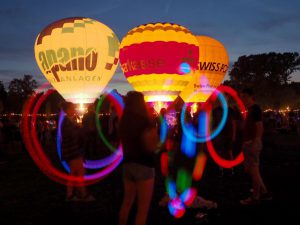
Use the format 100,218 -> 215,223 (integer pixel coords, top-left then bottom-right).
34,17 -> 120,104
180,36 -> 229,103
119,23 -> 199,102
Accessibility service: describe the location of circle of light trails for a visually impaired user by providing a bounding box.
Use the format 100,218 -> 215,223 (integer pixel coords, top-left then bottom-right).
180,88 -> 228,143
56,92 -> 124,172
21,82 -> 246,201
205,85 -> 247,169
166,85 -> 247,218
22,84 -> 168,186
95,91 -> 124,153
167,89 -> 228,218
21,83 -> 122,186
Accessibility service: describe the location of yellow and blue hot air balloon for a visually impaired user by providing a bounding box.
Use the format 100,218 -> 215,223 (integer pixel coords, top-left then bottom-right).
119,22 -> 199,103
34,17 -> 120,104
180,35 -> 229,103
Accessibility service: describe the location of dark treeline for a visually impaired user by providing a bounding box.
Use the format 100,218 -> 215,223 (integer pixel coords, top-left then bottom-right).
225,52 -> 300,109
0,74 -> 71,114
0,75 -> 113,114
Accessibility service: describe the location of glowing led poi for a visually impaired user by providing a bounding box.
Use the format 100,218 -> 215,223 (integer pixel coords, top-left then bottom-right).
56,90 -> 125,172
180,88 -> 229,143
22,84 -> 122,187
22,83 -> 169,185
164,85 -> 247,218
166,178 -> 198,218
205,85 -> 247,168
95,91 -> 124,153
31,89 -> 123,184
56,109 -> 123,172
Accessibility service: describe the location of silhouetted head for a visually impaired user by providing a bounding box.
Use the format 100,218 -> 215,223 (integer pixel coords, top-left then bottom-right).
87,104 -> 95,113
61,101 -> 75,117
124,91 -> 148,117
240,88 -> 255,107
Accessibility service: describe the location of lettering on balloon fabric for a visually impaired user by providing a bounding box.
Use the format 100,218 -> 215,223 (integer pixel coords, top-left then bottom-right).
49,75 -> 102,83
120,41 -> 199,77
38,47 -> 98,82
199,62 -> 228,73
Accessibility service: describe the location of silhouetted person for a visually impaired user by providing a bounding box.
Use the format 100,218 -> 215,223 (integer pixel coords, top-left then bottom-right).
212,95 -> 236,176
108,105 -> 119,146
82,104 -> 97,158
154,108 -> 167,141
61,102 -> 95,202
119,91 -> 158,225
240,88 -> 271,205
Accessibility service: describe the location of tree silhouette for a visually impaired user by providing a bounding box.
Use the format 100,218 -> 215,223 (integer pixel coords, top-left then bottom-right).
229,52 -> 300,88
0,81 -> 6,100
227,52 -> 300,109
39,90 -> 64,114
0,81 -> 7,113
7,75 -> 38,113
8,75 -> 38,98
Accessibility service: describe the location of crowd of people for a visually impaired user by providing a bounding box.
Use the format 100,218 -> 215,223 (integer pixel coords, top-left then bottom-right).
56,88 -> 272,225
263,109 -> 300,134
1,87 -> 299,225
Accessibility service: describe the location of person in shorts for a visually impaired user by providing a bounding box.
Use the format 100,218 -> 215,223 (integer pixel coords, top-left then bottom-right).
240,88 -> 271,205
118,91 -> 158,225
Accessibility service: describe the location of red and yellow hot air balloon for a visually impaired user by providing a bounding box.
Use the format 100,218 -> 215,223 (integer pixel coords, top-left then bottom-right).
180,36 -> 229,104
34,17 -> 120,104
119,22 -> 199,103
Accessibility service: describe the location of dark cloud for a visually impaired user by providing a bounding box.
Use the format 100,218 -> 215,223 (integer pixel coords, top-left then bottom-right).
0,70 -> 18,85
0,7 -> 24,18
0,69 -> 29,80
0,69 -> 46,88
254,11 -> 300,32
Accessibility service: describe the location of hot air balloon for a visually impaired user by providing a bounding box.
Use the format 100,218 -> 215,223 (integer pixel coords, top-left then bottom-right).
34,17 -> 120,104
180,36 -> 229,104
119,23 -> 199,104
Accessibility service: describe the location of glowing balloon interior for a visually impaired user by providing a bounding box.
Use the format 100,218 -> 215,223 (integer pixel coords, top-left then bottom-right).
180,36 -> 229,103
119,23 -> 199,102
34,17 -> 120,104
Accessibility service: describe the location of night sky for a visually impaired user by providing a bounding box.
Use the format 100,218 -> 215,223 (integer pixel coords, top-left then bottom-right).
0,0 -> 300,94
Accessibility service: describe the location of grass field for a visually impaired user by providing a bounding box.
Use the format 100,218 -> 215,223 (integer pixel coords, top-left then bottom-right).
1,132 -> 300,225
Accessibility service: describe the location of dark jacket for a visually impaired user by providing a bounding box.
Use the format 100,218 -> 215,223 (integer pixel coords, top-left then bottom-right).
61,117 -> 82,162
119,111 -> 155,168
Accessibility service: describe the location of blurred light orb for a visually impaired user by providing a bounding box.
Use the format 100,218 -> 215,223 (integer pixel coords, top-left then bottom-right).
179,62 -> 191,74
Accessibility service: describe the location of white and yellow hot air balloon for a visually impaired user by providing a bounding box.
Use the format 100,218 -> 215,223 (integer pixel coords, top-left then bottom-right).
180,35 -> 229,103
34,17 -> 120,104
